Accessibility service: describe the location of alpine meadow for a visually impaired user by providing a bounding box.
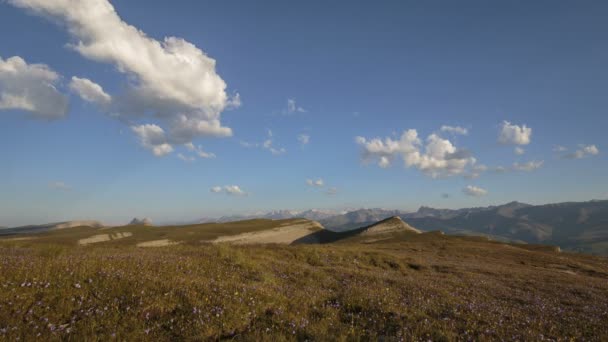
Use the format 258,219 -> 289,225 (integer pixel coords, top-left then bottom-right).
1,0 -> 607,341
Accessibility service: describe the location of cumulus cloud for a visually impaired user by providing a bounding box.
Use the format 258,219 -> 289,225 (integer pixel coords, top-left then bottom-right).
131,124 -> 173,157
69,76 -> 111,106
9,0 -> 233,154
285,98 -> 306,114
463,185 -> 487,197
512,160 -> 544,172
514,147 -> 525,155
498,121 -> 532,145
210,185 -> 247,196
440,125 -> 468,135
355,129 -> 478,178
298,134 -> 310,145
306,178 -> 324,187
560,145 -> 600,159
0,55 -> 68,119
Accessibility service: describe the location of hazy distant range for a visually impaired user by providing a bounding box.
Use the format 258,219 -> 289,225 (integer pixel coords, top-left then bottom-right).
2,200 -> 608,255
195,200 -> 608,255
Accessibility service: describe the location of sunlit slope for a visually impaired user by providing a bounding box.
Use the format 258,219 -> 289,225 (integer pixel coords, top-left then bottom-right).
0,219 -> 312,247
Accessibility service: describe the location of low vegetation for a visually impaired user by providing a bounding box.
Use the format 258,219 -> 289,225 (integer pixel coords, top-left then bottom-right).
1,228 -> 607,340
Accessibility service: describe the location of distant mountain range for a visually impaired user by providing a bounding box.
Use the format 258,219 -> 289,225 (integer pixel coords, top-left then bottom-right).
3,200 -> 608,255
196,209 -> 342,224
401,200 -> 608,254
314,200 -> 608,255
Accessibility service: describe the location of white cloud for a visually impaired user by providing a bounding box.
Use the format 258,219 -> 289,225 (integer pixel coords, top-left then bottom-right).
177,153 -> 195,162
269,147 -> 286,155
378,156 -> 391,168
583,145 -> 599,155
9,0 -> 233,152
240,130 -> 287,156
184,142 -> 215,159
512,160 -> 544,172
440,125 -> 468,135
49,181 -> 71,190
0,55 -> 68,119
298,134 -> 310,145
561,144 -> 600,159
210,185 -> 247,196
286,98 -> 306,114
69,76 -> 111,106
131,124 -> 173,157
306,178 -> 324,187
355,129 -> 477,178
463,185 -> 487,197
465,164 -> 488,179
224,185 -> 246,196
226,92 -> 241,109
514,147 -> 525,155
498,121 -> 532,145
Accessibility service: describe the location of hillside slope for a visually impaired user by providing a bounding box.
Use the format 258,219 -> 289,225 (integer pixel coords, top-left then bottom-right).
0,220 -> 104,235
403,200 -> 608,255
0,218 -> 316,247
0,234 -> 606,340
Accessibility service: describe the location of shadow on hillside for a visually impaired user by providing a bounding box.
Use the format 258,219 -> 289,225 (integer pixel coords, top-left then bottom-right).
291,226 -> 375,245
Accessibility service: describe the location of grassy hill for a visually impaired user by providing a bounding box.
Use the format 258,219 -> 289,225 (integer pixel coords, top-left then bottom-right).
0,219 -> 303,247
403,200 -> 608,255
0,219 -> 607,340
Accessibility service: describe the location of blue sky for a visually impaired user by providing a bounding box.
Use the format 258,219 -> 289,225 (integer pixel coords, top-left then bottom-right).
1,0 -> 607,226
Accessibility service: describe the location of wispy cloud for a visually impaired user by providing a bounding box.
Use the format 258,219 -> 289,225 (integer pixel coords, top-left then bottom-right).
512,160 -> 544,171
285,98 -> 307,114
440,125 -> 468,135
463,185 -> 487,197
298,134 -> 310,145
210,185 -> 248,196
306,178 -> 324,187
177,153 -> 195,162
241,130 -> 286,156
49,181 -> 71,191
559,145 -> 600,159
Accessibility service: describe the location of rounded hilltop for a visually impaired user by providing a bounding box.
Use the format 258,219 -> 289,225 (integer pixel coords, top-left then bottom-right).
128,218 -> 152,226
